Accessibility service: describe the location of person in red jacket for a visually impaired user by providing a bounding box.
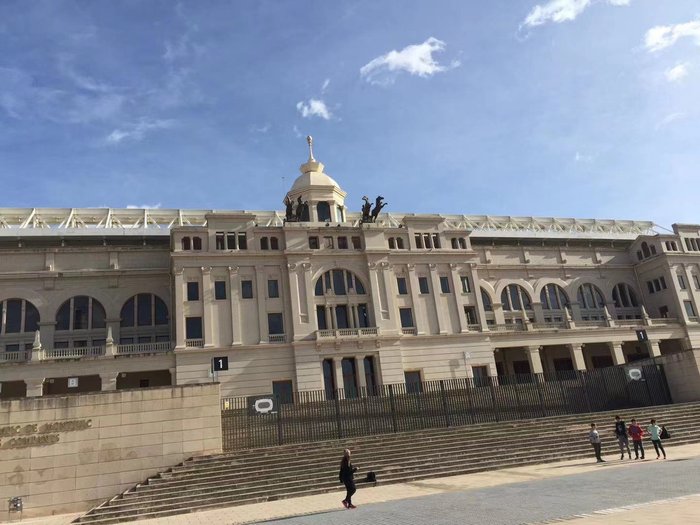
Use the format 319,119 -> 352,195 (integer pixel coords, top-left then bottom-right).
628,418 -> 645,460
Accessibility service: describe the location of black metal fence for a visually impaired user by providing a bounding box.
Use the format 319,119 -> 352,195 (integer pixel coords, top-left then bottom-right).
221,362 -> 671,451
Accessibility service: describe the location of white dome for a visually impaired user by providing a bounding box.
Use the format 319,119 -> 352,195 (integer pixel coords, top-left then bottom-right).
290,170 -> 340,192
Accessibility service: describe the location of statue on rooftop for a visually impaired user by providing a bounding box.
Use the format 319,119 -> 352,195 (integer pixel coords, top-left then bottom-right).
295,196 -> 304,221
360,196 -> 372,223
284,196 -> 294,222
370,196 -> 387,222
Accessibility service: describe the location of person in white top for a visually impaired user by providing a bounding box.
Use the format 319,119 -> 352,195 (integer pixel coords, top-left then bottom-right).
589,423 -> 605,463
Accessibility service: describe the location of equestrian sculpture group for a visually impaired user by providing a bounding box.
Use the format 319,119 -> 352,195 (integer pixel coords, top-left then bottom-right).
284,195 -> 310,222
361,195 -> 387,223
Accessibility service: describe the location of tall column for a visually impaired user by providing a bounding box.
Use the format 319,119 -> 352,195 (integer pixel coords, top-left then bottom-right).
228,266 -> 241,345
202,267 -> 215,347
532,302 -> 545,324
380,262 -> 396,324
106,318 -> 120,350
449,264 -> 467,333
608,342 -> 626,366
648,340 -> 662,358
525,346 -> 544,375
174,269 -> 186,349
26,378 -> 44,397
38,321 -> 55,355
470,265 -> 489,331
683,264 -> 700,320
428,264 -> 446,334
367,263 -> 387,329
256,265 -> 268,343
406,265 -> 425,335
568,343 -> 586,371
100,373 -> 117,391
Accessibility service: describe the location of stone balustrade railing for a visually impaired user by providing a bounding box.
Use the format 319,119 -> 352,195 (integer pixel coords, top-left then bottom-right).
43,345 -> 105,360
116,341 -> 172,355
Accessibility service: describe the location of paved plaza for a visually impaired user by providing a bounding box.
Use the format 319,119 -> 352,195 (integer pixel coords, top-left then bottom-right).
5,443 -> 700,525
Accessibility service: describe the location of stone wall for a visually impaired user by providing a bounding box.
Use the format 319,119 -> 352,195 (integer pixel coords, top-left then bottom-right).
0,383 -> 221,518
656,349 -> 700,403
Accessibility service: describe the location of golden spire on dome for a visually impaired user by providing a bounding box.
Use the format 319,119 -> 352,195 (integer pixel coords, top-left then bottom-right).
306,135 -> 315,162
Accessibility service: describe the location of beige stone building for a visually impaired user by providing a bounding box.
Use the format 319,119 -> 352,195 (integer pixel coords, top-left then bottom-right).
2,140 -> 700,399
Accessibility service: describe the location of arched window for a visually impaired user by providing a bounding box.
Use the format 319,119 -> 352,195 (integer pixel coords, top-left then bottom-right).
192,237 -> 202,250
480,289 -> 493,311
260,237 -> 269,250
577,283 -> 605,310
641,242 -> 650,258
501,284 -> 532,311
317,202 -> 331,222
119,294 -> 170,345
181,237 -> 191,250
270,237 -> 279,250
56,296 -> 105,331
540,284 -> 569,310
0,299 -> 40,334
613,283 -> 639,308
314,269 -> 371,330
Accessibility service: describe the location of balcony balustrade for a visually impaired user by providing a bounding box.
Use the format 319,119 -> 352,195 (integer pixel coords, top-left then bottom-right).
466,324 -> 482,332
401,327 -> 417,335
43,345 -> 105,360
532,321 -> 567,330
0,350 -> 31,363
316,327 -> 380,340
268,334 -> 286,343
116,341 -> 172,355
576,320 -> 608,328
490,323 -> 526,333
185,339 -> 204,348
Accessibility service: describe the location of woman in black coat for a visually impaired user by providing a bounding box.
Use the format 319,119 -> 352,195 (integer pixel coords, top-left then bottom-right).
339,448 -> 358,509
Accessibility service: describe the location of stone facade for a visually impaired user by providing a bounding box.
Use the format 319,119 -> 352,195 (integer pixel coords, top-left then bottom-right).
0,383 -> 221,517
1,141 -> 700,399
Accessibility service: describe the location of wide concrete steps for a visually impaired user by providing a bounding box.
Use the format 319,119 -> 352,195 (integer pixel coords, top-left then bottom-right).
74,402 -> 700,524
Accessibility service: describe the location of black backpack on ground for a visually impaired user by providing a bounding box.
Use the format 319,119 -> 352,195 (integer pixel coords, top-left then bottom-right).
365,471 -> 377,485
660,426 -> 671,440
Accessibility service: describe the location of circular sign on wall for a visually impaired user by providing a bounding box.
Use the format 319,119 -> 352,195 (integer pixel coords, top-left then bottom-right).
628,368 -> 643,381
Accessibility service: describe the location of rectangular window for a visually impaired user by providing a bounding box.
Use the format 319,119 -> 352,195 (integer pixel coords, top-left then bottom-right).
414,234 -> 423,249
432,233 -> 440,249
396,277 -> 408,295
337,236 -> 348,249
268,313 -> 284,335
660,276 -> 667,289
215,281 -> 227,300
418,277 -> 430,294
332,270 -> 346,295
679,274 -> 687,289
685,301 -> 697,317
241,280 -> 254,299
309,236 -> 319,249
404,371 -> 423,394
187,282 -> 199,301
215,232 -> 225,250
694,275 -> 700,290
324,236 -> 334,249
439,276 -> 450,293
399,307 -> 414,328
185,317 -> 203,339
323,358 -> 336,400
423,233 -> 432,249
357,303 -> 369,328
460,276 -> 471,293
226,233 -> 237,250
341,358 -> 359,398
464,306 -> 478,325
364,356 -> 378,395
268,279 -> 280,298
273,380 -> 294,404
316,305 -> 327,330
472,366 -> 489,387
352,236 -> 361,249
648,281 -> 656,293
237,233 -> 247,250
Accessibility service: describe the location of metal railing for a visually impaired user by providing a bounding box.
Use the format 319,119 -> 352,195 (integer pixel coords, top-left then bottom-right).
116,341 -> 172,355
185,339 -> 204,348
401,327 -> 417,335
43,345 -> 105,360
221,361 -> 671,451
316,327 -> 379,340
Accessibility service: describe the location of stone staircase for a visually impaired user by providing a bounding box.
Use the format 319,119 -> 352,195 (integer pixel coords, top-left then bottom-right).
74,401 -> 700,524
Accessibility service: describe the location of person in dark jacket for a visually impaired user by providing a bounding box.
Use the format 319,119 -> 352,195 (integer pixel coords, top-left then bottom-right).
614,415 -> 632,460
339,449 -> 358,509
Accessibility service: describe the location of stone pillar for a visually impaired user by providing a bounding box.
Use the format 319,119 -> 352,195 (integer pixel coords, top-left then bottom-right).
368,264 -> 385,330
532,302 -> 545,324
449,264 -> 467,333
428,264 -> 447,334
604,305 -> 616,327
174,269 -> 186,349
228,266 -> 242,345
380,262 -> 396,324
469,265 -> 490,332
26,378 -> 44,397
569,301 -> 582,322
406,265 -> 424,334
568,343 -> 586,371
648,340 -> 662,358
683,264 -> 700,320
105,326 -> 117,356
37,321 -> 55,356
609,342 -> 626,366
100,373 -> 117,391
202,267 -> 215,347
525,346 -> 544,375
255,265 -> 268,343
105,318 -> 120,348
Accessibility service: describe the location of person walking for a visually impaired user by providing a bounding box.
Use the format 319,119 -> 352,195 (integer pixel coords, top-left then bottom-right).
647,419 -> 667,459
628,418 -> 645,460
614,415 -> 632,460
339,449 -> 358,509
589,423 -> 605,463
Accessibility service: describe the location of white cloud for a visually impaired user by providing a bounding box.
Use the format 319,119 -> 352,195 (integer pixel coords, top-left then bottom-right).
250,123 -> 271,133
360,37 -> 459,85
574,151 -> 594,163
321,78 -> 330,93
126,203 -> 162,209
656,112 -> 685,130
293,125 -> 302,138
106,119 -> 175,144
296,99 -> 332,120
644,20 -> 700,52
665,63 -> 689,83
522,0 -> 630,29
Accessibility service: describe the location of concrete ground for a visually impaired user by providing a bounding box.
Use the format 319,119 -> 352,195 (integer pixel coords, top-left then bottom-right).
5,442 -> 700,525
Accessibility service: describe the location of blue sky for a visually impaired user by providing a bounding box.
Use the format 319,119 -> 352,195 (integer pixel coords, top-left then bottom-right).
1,1 -> 699,228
